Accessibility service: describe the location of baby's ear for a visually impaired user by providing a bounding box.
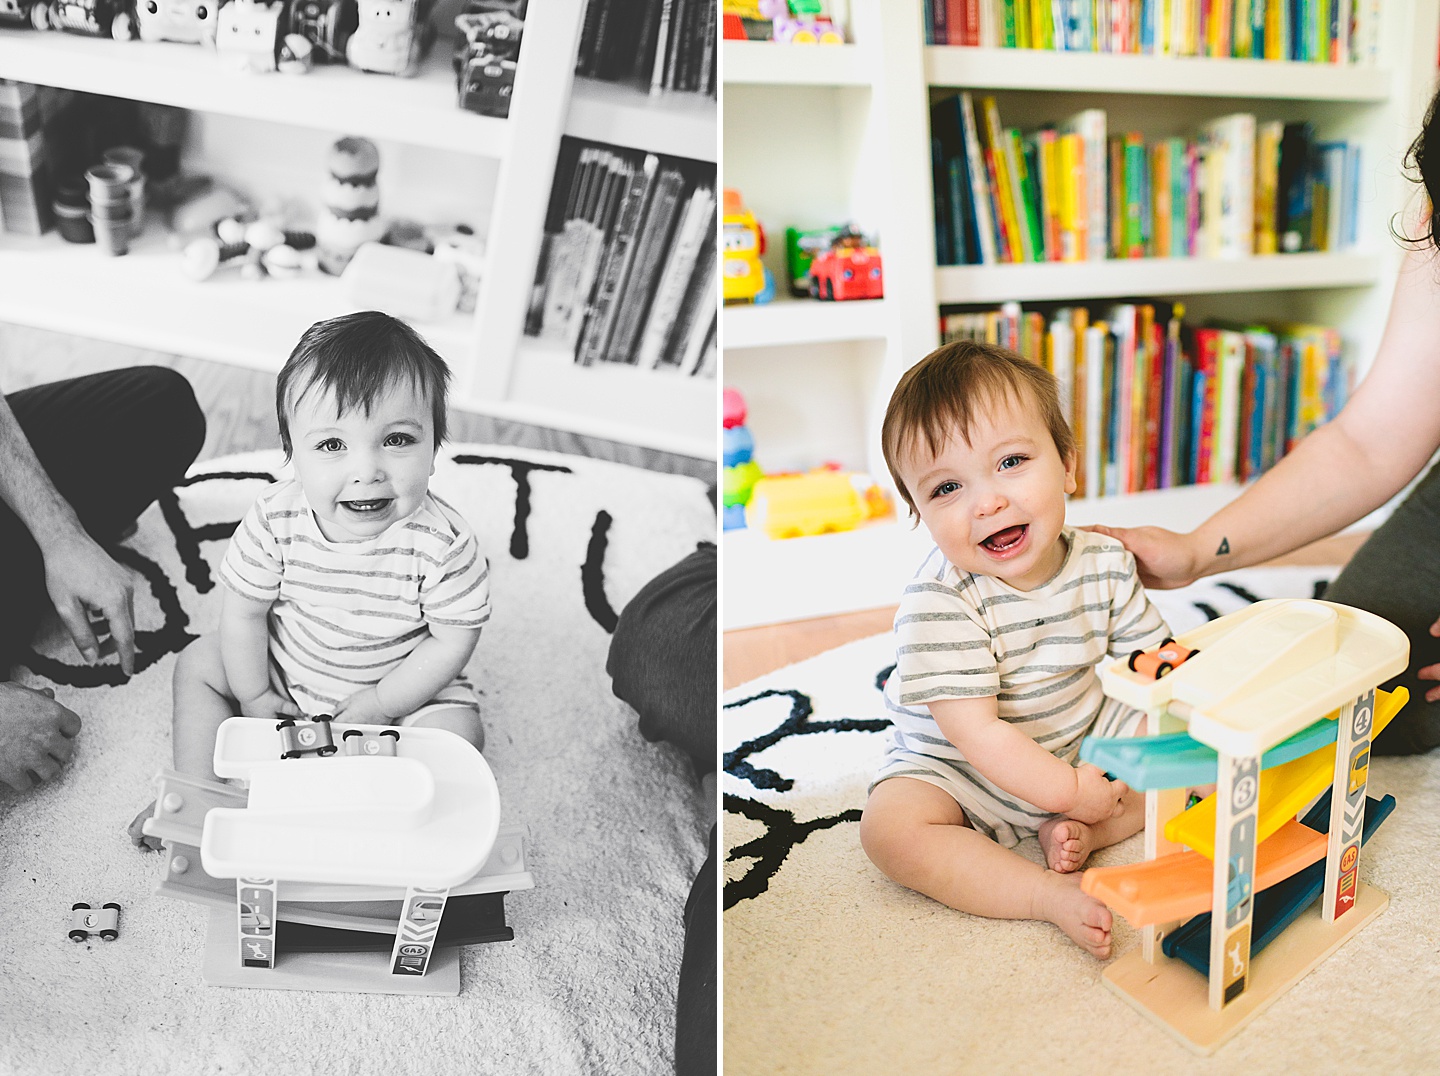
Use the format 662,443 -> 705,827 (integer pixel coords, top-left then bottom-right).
1063,449 -> 1078,495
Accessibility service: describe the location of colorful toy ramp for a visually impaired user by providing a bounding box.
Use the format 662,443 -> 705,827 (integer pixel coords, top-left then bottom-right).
1164,687 -> 1401,858
1079,685 -> 1403,791
1100,599 -> 1409,757
203,718 -> 501,888
1081,818 -> 1329,927
1163,793 -> 1395,975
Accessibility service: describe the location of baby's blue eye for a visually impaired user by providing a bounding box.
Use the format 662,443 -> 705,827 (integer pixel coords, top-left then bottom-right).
931,480 -> 959,498
999,454 -> 1027,470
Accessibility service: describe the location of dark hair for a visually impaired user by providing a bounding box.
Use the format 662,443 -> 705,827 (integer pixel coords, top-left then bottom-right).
275,311 -> 450,457
1402,87 -> 1440,250
881,339 -> 1076,519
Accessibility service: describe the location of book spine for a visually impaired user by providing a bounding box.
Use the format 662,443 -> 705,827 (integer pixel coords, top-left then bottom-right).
960,93 -> 999,264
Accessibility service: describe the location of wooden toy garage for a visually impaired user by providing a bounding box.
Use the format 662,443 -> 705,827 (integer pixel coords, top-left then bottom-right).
142,717 -> 533,995
1078,598 -> 1406,1054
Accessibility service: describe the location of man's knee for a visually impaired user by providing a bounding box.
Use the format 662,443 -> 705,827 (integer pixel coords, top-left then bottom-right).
133,367 -> 206,476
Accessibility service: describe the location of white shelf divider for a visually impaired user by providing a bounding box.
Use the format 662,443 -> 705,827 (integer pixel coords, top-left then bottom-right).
566,78 -> 716,162
935,252 -> 1383,305
723,297 -> 889,348
925,47 -> 1393,101
0,22 -> 509,156
721,40 -> 873,86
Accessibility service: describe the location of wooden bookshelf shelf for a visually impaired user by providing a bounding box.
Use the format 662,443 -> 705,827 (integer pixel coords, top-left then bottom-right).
925,47 -> 1393,101
723,297 -> 890,348
567,78 -> 717,162
721,40 -> 874,86
934,252 -> 1383,305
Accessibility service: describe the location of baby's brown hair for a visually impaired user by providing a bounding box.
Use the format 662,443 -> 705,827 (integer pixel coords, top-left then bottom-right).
881,340 -> 1076,518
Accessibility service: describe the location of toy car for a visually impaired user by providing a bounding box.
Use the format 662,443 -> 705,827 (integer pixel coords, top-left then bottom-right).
1127,637 -> 1201,679
122,0 -> 218,43
238,900 -> 272,932
342,727 -> 400,756
277,714 -> 338,759
285,0 -> 357,62
0,0 -> 43,27
808,232 -> 883,300
1348,744 -> 1370,796
458,52 -> 516,117
30,0 -> 124,35
69,902 -> 120,942
722,189 -> 771,304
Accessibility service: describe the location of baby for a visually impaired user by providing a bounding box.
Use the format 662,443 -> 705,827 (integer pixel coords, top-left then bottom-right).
132,311 -> 489,846
858,341 -> 1171,958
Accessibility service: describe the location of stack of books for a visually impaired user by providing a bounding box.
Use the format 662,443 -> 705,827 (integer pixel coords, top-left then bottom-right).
924,1 -> 1380,63
576,0 -> 718,97
940,300 -> 1350,498
529,137 -> 717,377
931,95 -> 1360,266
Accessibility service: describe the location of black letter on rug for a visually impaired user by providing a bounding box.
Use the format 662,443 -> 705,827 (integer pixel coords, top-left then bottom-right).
582,510 -> 618,633
452,455 -> 573,561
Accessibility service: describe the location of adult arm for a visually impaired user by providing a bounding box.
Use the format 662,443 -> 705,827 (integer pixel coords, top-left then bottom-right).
1093,247 -> 1440,588
335,624 -> 481,723
929,695 -> 1125,823
0,392 -> 136,672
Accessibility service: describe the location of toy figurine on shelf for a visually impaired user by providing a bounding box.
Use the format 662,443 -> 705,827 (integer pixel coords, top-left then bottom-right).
808,226 -> 883,301
216,0 -> 285,73
285,0 -> 357,63
0,0 -> 46,28
123,0 -> 220,44
722,188 -> 774,305
30,0 -> 125,37
758,0 -> 844,44
747,469 -> 891,540
453,0 -> 525,117
316,135 -> 383,274
347,0 -> 435,77
722,387 -> 763,531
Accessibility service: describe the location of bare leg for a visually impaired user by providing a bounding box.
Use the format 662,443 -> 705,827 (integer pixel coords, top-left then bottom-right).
407,705 -> 484,752
128,633 -> 237,850
1038,786 -> 1146,873
860,776 -> 1115,958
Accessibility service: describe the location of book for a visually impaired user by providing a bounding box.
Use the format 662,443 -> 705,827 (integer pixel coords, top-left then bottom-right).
1061,108 -> 1107,260
602,165 -> 687,364
958,92 -> 999,264
980,97 -> 1022,262
1199,112 -> 1256,257
671,229 -> 719,375
633,185 -> 716,369
1009,127 -> 1044,261
577,152 -> 660,366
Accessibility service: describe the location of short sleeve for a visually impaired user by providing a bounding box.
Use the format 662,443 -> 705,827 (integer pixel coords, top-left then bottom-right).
420,529 -> 491,631
1106,549 -> 1171,658
218,498 -> 283,604
893,582 -> 999,706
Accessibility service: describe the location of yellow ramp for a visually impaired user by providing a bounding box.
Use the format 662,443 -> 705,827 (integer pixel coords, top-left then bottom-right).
1164,687 -> 1404,858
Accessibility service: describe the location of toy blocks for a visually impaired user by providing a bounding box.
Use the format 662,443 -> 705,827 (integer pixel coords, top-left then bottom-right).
1078,599 -> 1407,1054
0,80 -> 54,236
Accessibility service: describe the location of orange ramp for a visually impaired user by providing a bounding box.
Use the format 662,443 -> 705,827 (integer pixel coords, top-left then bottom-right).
1163,687 -> 1404,858
1081,819 -> 1327,927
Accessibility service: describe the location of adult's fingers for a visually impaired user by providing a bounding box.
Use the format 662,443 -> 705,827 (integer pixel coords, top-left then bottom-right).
57,599 -> 101,664
100,590 -> 137,678
53,706 -> 82,738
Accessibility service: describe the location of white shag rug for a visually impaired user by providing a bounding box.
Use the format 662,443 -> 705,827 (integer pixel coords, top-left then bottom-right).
723,567 -> 1440,1074
0,445 -> 715,1076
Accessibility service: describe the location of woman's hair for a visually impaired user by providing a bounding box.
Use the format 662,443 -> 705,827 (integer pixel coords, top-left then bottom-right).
275,310 -> 450,457
1402,86 -> 1440,250
880,339 -> 1076,518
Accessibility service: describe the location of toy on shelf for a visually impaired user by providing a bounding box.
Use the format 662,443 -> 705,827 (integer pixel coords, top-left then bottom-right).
342,240 -> 463,321
722,387 -> 763,531
1077,598 -> 1408,1055
124,0 -> 219,44
30,0 -> 124,36
0,0 -> 44,28
453,1 -> 525,118
85,162 -> 134,256
317,136 -> 383,275
285,0 -> 357,63
746,469 -> 890,540
69,902 -> 121,942
347,0 -> 436,77
216,0 -> 285,73
784,225 -> 841,298
181,216 -> 318,281
758,0 -> 843,44
722,188 -> 774,305
140,716 -> 533,994
808,227 -> 882,301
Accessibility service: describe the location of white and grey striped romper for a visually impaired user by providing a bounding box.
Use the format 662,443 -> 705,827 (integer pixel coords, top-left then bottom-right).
218,479 -> 491,723
873,527 -> 1170,847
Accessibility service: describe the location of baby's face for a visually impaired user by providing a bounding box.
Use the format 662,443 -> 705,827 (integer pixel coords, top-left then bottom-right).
897,391 -> 1076,591
287,378 -> 436,542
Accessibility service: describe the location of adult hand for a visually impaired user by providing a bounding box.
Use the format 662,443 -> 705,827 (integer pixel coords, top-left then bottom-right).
0,682 -> 81,792
237,688 -> 302,723
1086,524 -> 1201,590
1069,763 -> 1127,825
1417,614 -> 1440,701
43,529 -> 137,676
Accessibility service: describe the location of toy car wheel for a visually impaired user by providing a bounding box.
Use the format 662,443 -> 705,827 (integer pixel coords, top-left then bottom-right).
100,929 -> 118,941
823,278 -> 834,300
315,714 -> 334,724
30,1 -> 49,30
380,729 -> 400,740
72,902 -> 90,911
342,729 -> 362,740
1160,637 -> 1175,647
1127,650 -> 1142,672
111,9 -> 131,39
318,745 -> 337,757
277,718 -> 295,730
103,902 -> 121,911
69,930 -> 87,942
1156,662 -> 1174,677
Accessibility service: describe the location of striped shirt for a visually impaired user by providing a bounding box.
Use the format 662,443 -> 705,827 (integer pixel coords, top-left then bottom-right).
882,527 -> 1169,767
218,480 -> 491,715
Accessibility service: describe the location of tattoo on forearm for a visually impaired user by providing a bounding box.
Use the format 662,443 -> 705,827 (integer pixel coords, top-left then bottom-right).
1217,538 -> 1231,555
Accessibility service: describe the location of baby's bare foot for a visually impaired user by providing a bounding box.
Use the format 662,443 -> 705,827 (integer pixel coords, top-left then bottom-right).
127,800 -> 162,853
1038,815 -> 1095,872
1036,871 -> 1113,958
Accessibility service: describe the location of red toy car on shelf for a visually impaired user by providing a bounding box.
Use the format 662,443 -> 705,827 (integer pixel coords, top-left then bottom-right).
1127,637 -> 1200,679
808,229 -> 883,301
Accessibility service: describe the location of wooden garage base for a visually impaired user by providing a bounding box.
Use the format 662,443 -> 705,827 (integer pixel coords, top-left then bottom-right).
1102,883 -> 1388,1056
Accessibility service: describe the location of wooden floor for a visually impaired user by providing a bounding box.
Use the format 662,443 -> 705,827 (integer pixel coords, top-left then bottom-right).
0,324 -> 714,479
722,531 -> 1371,690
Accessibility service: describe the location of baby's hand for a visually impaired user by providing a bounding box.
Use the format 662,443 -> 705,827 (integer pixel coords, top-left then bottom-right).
1070,763 -> 1128,825
238,689 -> 301,723
335,687 -> 393,725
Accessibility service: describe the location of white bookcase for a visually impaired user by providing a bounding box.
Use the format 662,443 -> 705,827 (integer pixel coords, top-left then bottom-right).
723,0 -> 1440,629
0,0 -> 716,461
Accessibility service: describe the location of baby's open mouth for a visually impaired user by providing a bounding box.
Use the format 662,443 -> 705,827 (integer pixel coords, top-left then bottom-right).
342,499 -> 392,513
981,524 -> 1027,552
